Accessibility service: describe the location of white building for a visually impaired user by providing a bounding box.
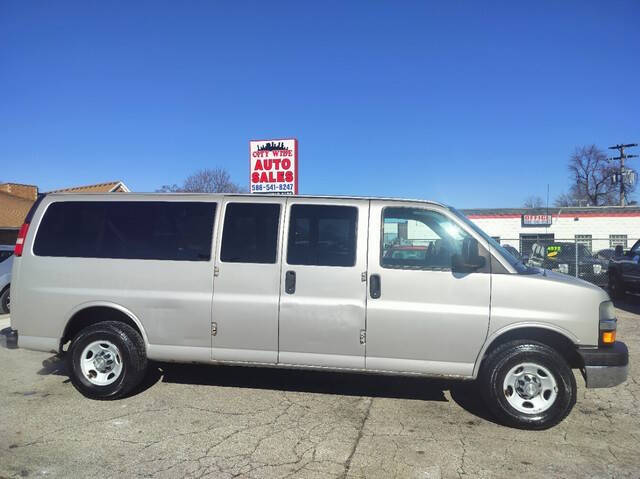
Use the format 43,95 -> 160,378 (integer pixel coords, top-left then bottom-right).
461,206 -> 640,255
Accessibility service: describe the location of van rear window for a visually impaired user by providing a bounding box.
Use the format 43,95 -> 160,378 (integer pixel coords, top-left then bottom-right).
220,203 -> 280,264
33,201 -> 216,261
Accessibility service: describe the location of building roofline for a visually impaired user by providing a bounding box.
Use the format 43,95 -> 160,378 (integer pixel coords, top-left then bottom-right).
0,182 -> 39,188
462,205 -> 640,214
111,181 -> 130,192
47,180 -> 130,193
462,205 -> 640,219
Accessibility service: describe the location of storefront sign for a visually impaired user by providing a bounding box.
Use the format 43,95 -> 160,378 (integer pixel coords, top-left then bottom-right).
521,214 -> 552,227
249,139 -> 298,195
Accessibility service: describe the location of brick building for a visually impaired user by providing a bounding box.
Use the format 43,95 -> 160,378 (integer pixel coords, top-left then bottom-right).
0,181 -> 129,245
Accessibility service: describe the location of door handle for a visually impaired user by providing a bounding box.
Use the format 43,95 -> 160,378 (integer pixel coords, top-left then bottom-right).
370,274 -> 381,299
285,270 -> 296,294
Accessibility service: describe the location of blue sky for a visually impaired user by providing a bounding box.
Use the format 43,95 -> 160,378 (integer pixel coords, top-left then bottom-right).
1,1 -> 638,207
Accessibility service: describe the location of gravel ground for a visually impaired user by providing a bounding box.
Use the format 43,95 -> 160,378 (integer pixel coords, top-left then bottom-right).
0,301 -> 638,479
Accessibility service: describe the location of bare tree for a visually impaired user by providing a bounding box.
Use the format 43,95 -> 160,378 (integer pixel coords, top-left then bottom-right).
565,145 -> 617,206
523,196 -> 544,208
156,183 -> 182,193
553,193 -> 575,207
157,168 -> 246,193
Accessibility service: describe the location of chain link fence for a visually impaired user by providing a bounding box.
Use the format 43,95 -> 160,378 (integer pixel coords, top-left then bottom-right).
495,236 -> 640,288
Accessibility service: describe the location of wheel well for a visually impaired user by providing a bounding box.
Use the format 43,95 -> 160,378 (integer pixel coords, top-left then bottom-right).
482,327 -> 583,369
61,306 -> 144,352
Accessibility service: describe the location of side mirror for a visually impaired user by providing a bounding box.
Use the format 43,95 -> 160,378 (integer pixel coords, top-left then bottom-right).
452,237 -> 486,273
614,245 -> 624,257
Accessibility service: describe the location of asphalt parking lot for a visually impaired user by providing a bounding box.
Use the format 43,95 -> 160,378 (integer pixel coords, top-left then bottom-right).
0,302 -> 639,479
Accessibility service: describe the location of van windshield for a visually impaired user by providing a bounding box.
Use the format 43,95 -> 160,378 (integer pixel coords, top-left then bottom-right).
448,207 -> 531,274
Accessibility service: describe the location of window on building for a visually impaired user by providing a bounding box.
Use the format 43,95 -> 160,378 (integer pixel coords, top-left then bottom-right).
220,203 -> 280,264
575,234 -> 592,253
287,204 -> 358,267
34,201 -> 216,261
609,234 -> 627,249
381,208 -> 474,270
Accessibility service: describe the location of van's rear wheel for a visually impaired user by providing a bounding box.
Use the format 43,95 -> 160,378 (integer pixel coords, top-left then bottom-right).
479,340 -> 576,430
68,321 -> 147,400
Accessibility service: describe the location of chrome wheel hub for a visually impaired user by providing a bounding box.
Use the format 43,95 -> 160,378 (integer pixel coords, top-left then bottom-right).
80,341 -> 123,386
516,374 -> 542,399
503,362 -> 558,414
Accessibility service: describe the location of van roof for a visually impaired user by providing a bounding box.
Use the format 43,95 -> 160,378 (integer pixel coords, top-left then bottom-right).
43,192 -> 449,208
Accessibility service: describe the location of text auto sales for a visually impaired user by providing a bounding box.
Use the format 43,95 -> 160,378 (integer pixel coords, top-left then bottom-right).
251,150 -> 294,190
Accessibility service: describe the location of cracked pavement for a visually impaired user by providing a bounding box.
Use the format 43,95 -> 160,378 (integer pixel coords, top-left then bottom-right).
1,300 -> 639,478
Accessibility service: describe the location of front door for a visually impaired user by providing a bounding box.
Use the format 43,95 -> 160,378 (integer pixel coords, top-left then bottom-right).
211,197 -> 285,363
366,201 -> 491,376
277,198 -> 369,369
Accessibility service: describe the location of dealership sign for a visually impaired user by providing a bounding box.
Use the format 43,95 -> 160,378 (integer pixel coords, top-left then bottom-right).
249,139 -> 298,195
521,214 -> 552,227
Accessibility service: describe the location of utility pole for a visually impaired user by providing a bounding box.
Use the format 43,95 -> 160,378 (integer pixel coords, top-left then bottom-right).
608,143 -> 638,206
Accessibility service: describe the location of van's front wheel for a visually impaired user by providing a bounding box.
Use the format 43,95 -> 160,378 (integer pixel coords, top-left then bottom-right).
479,340 -> 576,430
68,321 -> 147,400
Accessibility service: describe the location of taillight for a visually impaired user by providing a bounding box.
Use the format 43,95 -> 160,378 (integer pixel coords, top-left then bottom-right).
15,223 -> 30,257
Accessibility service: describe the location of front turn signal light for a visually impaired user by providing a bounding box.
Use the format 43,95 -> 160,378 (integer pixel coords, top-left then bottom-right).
601,330 -> 616,345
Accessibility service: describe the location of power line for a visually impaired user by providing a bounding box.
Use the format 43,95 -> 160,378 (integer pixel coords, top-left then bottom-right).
608,143 -> 638,206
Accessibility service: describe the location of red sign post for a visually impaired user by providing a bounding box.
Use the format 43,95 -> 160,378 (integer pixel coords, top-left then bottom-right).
249,138 -> 298,195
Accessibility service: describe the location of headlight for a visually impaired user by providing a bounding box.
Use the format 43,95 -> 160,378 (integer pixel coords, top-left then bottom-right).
558,263 -> 569,274
593,264 -> 602,274
599,300 -> 617,346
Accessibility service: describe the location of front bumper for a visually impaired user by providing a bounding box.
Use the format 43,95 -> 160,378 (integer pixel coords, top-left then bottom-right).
578,341 -> 629,388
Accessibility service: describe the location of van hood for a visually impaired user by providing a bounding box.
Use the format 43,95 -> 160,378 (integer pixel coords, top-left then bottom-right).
530,267 -> 608,295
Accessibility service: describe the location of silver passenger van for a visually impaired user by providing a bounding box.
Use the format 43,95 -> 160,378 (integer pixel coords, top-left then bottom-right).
8,193 -> 628,429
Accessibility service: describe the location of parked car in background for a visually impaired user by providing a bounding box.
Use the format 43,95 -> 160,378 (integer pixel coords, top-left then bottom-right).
383,245 -> 429,261
608,240 -> 640,298
0,245 -> 14,313
527,242 -> 608,287
595,249 -> 616,263
502,245 -> 525,262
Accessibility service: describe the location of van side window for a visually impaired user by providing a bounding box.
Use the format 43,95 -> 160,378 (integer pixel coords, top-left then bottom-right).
287,205 -> 357,267
34,201 -> 216,261
381,207 -> 472,270
220,203 -> 280,264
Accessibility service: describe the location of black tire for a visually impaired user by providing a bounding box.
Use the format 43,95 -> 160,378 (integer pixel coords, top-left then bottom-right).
67,321 -> 147,400
0,286 -> 9,314
479,340 -> 576,430
608,272 -> 624,299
